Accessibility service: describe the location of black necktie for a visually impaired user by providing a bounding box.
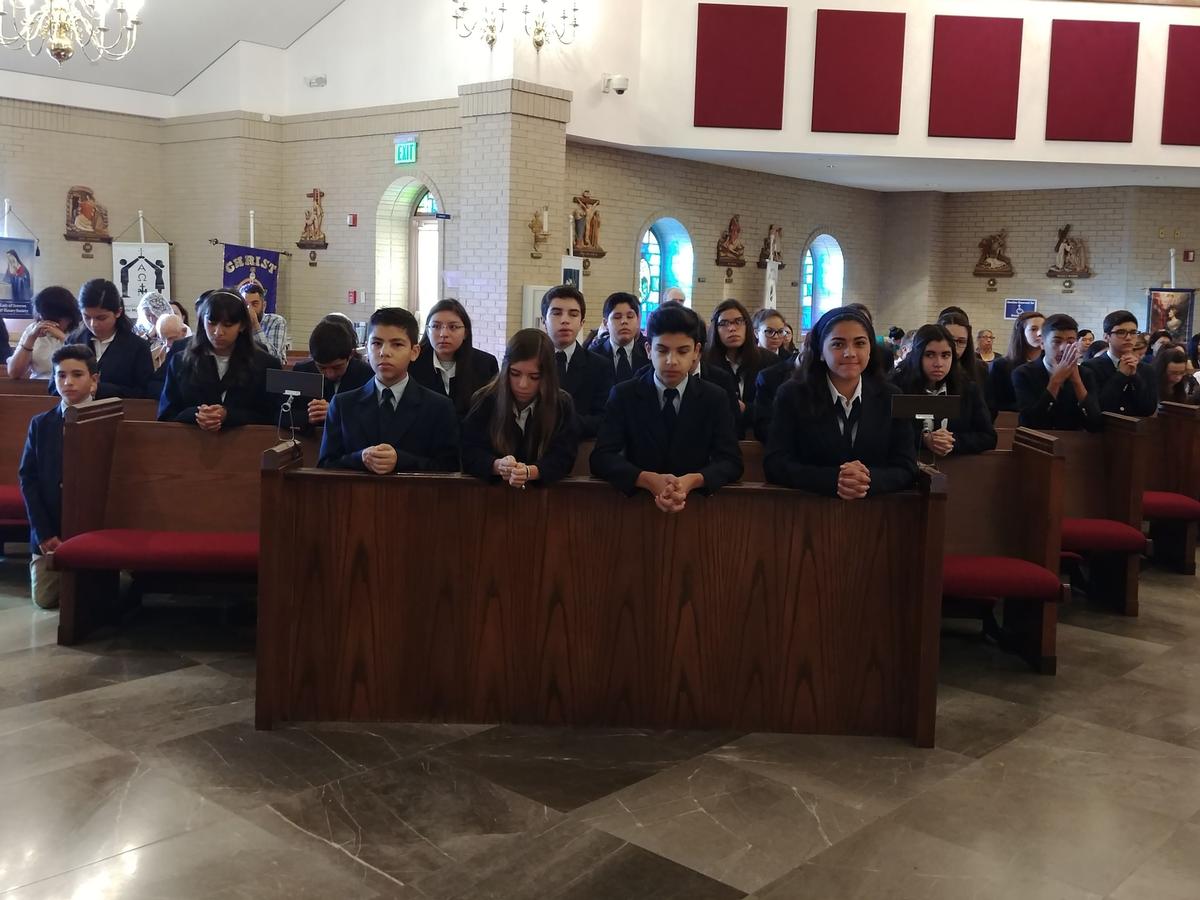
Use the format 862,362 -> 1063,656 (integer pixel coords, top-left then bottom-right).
836,398 -> 861,451
662,388 -> 679,434
616,346 -> 632,382
556,350 -> 568,378
381,387 -> 396,414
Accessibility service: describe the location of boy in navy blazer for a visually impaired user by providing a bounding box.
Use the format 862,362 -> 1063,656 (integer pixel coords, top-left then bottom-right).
541,285 -> 613,438
19,345 -> 99,609
1080,310 -> 1158,417
590,305 -> 742,512
1013,313 -> 1104,431
319,307 -> 460,473
293,317 -> 374,428
589,292 -> 648,384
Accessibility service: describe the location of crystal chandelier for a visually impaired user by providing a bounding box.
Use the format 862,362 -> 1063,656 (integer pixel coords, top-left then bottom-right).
0,0 -> 145,65
451,0 -> 579,52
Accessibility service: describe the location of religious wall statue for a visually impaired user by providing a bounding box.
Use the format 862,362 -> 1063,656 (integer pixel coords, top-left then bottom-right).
1046,224 -> 1091,279
571,190 -> 606,258
63,186 -> 111,243
297,187 -> 328,250
973,229 -> 1013,277
757,224 -> 784,269
528,206 -> 550,258
716,214 -> 747,267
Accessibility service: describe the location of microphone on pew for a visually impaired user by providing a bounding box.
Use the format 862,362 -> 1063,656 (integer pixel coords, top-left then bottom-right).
277,389 -> 303,444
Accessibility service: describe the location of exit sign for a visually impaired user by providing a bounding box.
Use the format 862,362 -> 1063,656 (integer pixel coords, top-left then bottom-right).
394,132 -> 418,165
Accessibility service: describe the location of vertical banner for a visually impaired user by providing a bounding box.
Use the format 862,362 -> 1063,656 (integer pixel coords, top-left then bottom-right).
113,241 -> 171,316
0,237 -> 36,318
1147,288 -> 1195,345
763,260 -> 780,310
222,244 -> 281,312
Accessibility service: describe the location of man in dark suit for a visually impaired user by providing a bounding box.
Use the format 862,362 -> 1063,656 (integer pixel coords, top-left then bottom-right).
294,318 -> 374,428
541,285 -> 613,438
591,305 -> 742,512
318,307 -> 459,473
1081,310 -> 1158,417
590,292 -> 648,384
1013,313 -> 1103,431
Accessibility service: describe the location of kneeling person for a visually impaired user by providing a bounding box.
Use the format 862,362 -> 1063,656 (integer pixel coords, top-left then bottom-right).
319,307 -> 459,473
590,305 -> 742,513
294,317 -> 373,427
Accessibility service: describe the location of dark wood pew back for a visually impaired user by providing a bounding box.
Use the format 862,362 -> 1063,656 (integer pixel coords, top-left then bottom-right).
1147,403 -> 1200,497
0,378 -> 58,396
1047,413 -> 1147,525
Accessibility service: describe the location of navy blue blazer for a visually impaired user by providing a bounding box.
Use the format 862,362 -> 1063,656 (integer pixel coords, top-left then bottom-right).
409,345 -> 500,417
752,360 -> 793,444
589,369 -> 743,495
318,377 -> 460,473
294,356 -> 375,401
1013,357 -> 1104,432
557,343 -> 614,438
61,328 -> 154,399
461,390 -> 580,485
764,377 -> 917,496
1081,354 -> 1158,417
157,346 -> 282,427
589,334 -> 649,384
635,360 -> 740,425
18,406 -> 64,549
708,348 -> 779,436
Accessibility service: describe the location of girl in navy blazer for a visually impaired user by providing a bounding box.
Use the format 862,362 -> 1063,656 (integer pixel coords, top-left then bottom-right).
158,290 -> 281,429
706,298 -> 777,436
890,324 -> 997,456
462,329 -> 580,487
410,299 -> 500,417
764,307 -> 917,499
64,279 -> 154,399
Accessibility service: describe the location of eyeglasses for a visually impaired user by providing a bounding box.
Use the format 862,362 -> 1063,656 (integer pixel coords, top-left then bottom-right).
717,317 -> 746,329
1109,328 -> 1139,339
429,323 -> 464,334
762,327 -> 786,337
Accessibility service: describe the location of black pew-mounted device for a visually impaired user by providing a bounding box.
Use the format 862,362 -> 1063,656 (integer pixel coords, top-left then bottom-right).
268,369 -> 325,438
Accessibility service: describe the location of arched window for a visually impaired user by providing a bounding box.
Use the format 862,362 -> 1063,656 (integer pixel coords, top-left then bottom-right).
638,217 -> 694,326
375,178 -> 443,321
410,190 -> 442,328
801,234 -> 845,327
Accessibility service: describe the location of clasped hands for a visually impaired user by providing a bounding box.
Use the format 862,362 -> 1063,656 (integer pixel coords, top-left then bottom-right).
494,455 -> 533,488
195,404 -> 229,433
362,443 -> 398,475
922,428 -> 955,457
638,471 -> 702,514
837,460 -> 871,500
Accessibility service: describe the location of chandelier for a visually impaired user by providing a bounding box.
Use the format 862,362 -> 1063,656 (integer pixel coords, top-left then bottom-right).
451,0 -> 578,52
0,0 -> 145,65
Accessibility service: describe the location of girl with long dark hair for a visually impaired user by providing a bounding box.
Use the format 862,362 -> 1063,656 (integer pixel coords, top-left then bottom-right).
64,278 -> 153,398
891,324 -> 996,456
157,290 -> 281,429
764,307 -> 917,497
409,298 -> 500,416
706,298 -> 777,434
1153,344 -> 1200,405
461,329 -> 580,486
989,310 -> 1045,412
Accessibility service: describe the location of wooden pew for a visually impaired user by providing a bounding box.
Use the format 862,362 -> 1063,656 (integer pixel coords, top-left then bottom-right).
995,410 -> 1019,429
52,400 -> 306,644
257,459 -> 948,746
570,440 -> 766,482
0,378 -> 57,396
935,429 -> 1066,673
1142,402 -> 1200,574
1049,413 -> 1149,616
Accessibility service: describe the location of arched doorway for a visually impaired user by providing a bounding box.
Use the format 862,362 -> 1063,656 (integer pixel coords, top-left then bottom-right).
800,233 -> 845,330
638,217 -> 694,325
375,177 -> 444,324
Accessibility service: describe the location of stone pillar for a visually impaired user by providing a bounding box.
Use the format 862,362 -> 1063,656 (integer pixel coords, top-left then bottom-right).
456,79 -> 571,357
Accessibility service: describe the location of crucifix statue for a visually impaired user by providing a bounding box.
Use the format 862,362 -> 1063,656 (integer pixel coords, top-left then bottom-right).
297,186 -> 329,249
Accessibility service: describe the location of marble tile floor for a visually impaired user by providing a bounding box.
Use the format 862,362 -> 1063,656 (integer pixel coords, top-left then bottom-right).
0,555 -> 1199,899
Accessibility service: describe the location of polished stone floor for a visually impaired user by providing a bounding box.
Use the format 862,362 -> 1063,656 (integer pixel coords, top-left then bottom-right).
0,556 -> 1198,899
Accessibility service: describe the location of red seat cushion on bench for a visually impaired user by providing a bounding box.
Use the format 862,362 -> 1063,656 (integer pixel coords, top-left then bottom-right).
943,555 -> 1062,602
54,529 -> 258,574
1143,491 -> 1200,521
1061,518 -> 1147,554
0,485 -> 27,521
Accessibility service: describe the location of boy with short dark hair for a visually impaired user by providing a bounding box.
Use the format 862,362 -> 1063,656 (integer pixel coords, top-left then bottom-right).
19,345 -> 100,609
1013,313 -> 1103,431
541,285 -> 613,438
319,307 -> 460,473
1081,310 -> 1158,417
590,305 -> 742,513
295,318 -> 373,426
589,292 -> 647,383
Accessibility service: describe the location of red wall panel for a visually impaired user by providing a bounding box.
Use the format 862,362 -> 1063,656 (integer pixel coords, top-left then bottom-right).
1163,24 -> 1200,146
694,3 -> 788,130
1045,19 -> 1139,143
928,15 -> 1023,140
811,9 -> 906,135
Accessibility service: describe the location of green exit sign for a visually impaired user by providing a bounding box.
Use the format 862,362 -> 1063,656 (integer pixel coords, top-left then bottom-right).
394,133 -> 418,165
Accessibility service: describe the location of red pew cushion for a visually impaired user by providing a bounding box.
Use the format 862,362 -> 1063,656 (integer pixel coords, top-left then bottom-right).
1143,491 -> 1200,521
0,484 -> 26,521
54,529 -> 258,574
943,555 -> 1062,602
1061,518 -> 1147,554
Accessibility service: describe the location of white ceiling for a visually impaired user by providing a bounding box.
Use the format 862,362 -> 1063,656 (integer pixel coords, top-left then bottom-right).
0,0 -> 346,95
639,146 -> 1200,194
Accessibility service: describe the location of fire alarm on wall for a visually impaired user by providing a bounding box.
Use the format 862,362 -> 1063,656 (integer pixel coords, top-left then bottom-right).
1185,250 -> 1196,263
347,213 -> 358,227
347,290 -> 358,304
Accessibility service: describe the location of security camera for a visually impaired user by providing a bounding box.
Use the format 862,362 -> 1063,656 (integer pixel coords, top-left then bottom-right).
602,74 -> 630,96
